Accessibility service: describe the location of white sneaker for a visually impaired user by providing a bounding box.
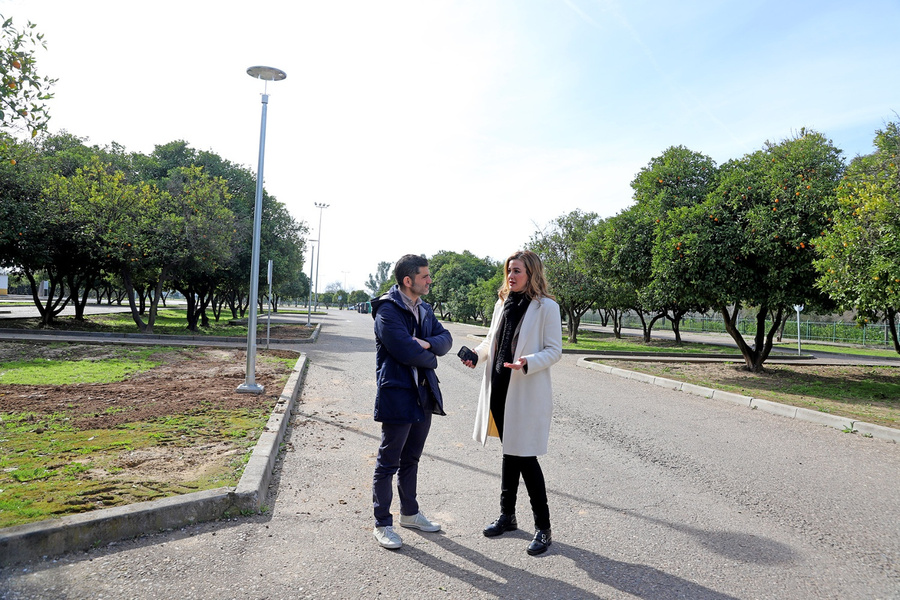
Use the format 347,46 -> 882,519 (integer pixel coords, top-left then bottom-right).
373,525 -> 402,549
399,511 -> 441,532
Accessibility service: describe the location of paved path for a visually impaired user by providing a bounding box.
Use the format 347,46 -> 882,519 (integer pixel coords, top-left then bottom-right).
1,312 -> 899,599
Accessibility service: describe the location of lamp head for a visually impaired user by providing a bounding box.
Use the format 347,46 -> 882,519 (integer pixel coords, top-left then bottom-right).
246,66 -> 287,81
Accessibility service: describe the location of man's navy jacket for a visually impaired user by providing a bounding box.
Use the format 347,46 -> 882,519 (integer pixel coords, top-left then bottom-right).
371,285 -> 452,424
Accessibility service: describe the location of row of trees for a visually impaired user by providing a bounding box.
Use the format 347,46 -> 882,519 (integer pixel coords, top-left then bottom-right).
360,123 -> 898,373
532,124 -> 900,371
0,133 -> 309,332
0,15 -> 311,333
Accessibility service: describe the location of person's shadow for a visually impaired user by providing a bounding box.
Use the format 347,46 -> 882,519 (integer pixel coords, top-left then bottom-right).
400,532 -> 744,599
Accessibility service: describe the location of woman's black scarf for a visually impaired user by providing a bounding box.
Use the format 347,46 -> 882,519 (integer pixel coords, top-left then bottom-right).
489,291 -> 530,438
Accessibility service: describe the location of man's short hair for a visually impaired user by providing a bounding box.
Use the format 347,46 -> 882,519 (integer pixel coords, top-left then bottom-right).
394,254 -> 428,286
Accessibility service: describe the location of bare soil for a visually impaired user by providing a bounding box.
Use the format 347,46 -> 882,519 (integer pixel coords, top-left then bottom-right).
0,342 -> 298,524
0,344 -> 296,429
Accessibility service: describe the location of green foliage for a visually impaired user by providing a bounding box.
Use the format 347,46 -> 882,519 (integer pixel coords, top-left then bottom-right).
653,130 -> 844,370
0,15 -> 56,140
815,120 -> 900,353
349,289 -> 369,304
366,261 -> 392,296
427,250 -> 497,321
529,209 -> 600,342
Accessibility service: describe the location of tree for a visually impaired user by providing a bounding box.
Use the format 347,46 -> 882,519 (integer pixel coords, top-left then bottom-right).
427,250 -> 495,322
349,289 -> 369,304
0,15 -> 56,140
42,156 -> 137,322
637,146 -> 719,343
366,261 -> 392,296
0,133 -> 107,325
325,281 -> 348,309
815,121 -> 900,353
667,130 -> 844,371
468,265 -> 504,325
529,210 -> 600,343
162,166 -> 237,331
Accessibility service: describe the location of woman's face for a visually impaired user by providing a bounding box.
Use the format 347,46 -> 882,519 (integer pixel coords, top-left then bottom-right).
507,259 -> 529,293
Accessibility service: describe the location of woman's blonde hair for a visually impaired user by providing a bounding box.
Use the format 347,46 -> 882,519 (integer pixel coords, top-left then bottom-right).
499,250 -> 554,301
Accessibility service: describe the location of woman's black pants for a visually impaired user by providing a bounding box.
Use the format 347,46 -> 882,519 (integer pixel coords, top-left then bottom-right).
500,454 -> 551,530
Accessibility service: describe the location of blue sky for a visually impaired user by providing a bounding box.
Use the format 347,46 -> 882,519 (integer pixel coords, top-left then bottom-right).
2,0 -> 898,292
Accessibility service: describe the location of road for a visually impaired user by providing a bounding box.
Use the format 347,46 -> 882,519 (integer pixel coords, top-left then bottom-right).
1,311 -> 898,599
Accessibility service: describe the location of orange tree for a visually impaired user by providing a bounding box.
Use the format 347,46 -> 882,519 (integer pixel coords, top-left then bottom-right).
427,250 -> 497,322
528,209 -> 601,344
815,121 -> 900,353
0,15 -> 55,142
661,130 -> 844,371
631,146 -> 718,342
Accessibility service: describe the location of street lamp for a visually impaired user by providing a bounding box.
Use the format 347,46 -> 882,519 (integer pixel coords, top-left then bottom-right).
306,239 -> 317,326
237,65 -> 286,395
313,202 -> 329,310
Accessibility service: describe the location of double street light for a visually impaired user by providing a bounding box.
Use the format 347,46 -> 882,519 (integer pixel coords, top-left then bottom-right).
237,65 -> 286,395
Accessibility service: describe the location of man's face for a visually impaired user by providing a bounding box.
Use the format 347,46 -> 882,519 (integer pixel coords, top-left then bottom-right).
405,267 -> 432,299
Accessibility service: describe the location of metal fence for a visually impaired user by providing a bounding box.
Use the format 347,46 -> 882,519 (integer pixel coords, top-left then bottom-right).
580,311 -> 898,347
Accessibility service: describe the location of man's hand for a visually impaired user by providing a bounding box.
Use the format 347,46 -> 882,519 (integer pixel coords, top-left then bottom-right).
414,337 -> 432,350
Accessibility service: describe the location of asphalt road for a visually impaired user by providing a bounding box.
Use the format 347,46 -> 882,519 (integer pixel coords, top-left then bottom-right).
1,311 -> 899,599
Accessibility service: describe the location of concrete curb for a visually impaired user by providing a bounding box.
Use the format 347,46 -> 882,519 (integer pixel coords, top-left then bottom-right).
0,354 -> 309,566
577,357 -> 899,443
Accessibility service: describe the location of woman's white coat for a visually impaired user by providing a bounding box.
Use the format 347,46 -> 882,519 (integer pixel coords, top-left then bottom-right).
472,296 -> 562,456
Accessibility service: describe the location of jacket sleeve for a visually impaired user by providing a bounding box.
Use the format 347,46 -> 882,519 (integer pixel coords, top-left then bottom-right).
521,298 -> 562,375
374,303 -> 438,369
422,308 -> 452,357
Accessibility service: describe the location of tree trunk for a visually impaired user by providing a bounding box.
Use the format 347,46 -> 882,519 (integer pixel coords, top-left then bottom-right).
612,309 -> 623,338
564,304 -> 578,343
184,291 -> 199,331
67,272 -> 91,321
720,304 -> 784,373
887,308 -> 900,355
25,270 -> 68,327
120,270 -> 149,333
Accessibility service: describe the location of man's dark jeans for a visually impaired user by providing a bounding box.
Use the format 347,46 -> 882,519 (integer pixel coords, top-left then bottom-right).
372,410 -> 433,527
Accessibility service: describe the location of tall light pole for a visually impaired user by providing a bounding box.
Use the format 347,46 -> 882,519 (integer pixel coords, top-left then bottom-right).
306,240 -> 317,326
313,202 -> 329,310
238,65 -> 286,395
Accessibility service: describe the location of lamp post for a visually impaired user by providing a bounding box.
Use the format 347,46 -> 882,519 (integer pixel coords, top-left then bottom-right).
306,240 -> 317,326
313,202 -> 329,310
237,65 -> 286,395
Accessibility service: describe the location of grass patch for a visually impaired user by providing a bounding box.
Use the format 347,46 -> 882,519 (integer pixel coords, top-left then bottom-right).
0,407 -> 275,529
591,359 -> 899,429
773,342 -> 900,359
0,343 -> 293,528
564,331 -> 738,354
0,346 -> 167,385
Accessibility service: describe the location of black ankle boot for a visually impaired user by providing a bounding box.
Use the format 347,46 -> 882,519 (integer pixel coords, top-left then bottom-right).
526,529 -> 552,555
483,514 -> 517,537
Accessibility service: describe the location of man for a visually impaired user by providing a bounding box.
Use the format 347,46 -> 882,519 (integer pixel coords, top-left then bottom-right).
370,254 -> 452,549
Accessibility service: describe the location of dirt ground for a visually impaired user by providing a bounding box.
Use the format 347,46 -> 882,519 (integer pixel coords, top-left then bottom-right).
0,343 -> 297,429
0,341 -> 298,501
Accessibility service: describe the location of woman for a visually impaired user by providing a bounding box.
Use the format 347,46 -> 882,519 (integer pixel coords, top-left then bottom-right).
461,250 -> 562,556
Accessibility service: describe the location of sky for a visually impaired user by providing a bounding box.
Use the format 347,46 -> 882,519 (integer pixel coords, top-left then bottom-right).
2,0 -> 899,293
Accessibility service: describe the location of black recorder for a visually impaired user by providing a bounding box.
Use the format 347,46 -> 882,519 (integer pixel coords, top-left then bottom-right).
457,346 -> 478,365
